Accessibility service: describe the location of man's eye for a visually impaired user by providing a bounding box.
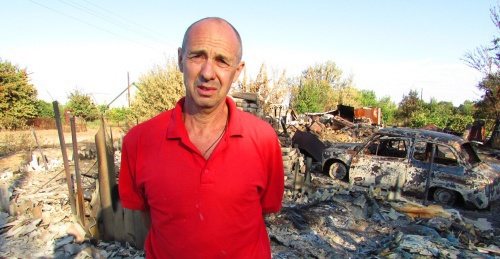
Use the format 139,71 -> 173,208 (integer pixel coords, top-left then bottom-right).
189,55 -> 204,61
217,59 -> 230,68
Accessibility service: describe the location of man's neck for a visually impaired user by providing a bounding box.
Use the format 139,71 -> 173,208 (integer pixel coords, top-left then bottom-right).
183,99 -> 228,133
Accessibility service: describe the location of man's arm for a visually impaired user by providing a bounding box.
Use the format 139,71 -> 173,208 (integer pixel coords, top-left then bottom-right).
261,135 -> 285,214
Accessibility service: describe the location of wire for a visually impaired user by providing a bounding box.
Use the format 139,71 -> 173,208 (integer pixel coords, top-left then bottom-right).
58,0 -> 167,46
27,0 -> 165,52
82,0 -> 170,41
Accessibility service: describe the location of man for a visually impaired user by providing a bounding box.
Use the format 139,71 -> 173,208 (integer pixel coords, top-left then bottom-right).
118,17 -> 285,258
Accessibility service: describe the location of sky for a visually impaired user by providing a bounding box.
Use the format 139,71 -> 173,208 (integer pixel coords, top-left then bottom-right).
1,1 -> 498,108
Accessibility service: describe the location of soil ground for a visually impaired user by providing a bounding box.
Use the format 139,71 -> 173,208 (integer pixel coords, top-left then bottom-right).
0,127 -> 125,172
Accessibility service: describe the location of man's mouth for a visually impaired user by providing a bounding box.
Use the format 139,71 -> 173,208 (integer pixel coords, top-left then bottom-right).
197,85 -> 217,96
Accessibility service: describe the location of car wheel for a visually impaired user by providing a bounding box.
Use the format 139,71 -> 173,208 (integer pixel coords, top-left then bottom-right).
433,188 -> 457,206
329,162 -> 347,180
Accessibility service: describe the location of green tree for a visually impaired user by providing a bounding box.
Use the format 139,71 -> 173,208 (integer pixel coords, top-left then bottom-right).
130,58 -> 185,122
457,100 -> 476,117
0,59 -> 38,129
35,99 -> 54,118
66,88 -> 100,121
106,107 -> 130,125
396,89 -> 424,126
357,90 -> 378,107
292,61 -> 355,112
425,99 -> 455,128
301,61 -> 356,110
291,78 -> 330,114
378,96 -> 397,125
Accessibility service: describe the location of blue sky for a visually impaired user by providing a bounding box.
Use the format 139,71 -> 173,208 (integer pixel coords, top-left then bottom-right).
1,1 -> 498,107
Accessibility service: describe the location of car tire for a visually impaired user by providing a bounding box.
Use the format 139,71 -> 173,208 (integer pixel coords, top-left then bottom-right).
329,162 -> 347,180
433,188 -> 457,206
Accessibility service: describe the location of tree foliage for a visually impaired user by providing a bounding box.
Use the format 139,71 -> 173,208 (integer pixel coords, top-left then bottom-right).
35,100 -> 54,118
394,90 -> 473,131
0,59 -> 38,129
106,107 -> 130,125
131,58 -> 185,122
396,89 -> 424,126
291,79 -> 330,114
378,96 -> 398,125
65,88 -> 100,121
291,61 -> 356,113
462,3 -> 500,147
357,90 -> 378,108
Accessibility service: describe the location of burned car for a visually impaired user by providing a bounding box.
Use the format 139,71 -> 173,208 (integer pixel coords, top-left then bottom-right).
321,128 -> 500,209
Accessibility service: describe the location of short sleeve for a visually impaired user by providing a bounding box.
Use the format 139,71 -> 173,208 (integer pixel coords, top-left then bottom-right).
260,130 -> 285,214
118,132 -> 148,211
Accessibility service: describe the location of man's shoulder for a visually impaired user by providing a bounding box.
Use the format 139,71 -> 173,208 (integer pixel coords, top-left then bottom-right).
234,109 -> 277,136
235,108 -> 268,125
125,110 -> 172,140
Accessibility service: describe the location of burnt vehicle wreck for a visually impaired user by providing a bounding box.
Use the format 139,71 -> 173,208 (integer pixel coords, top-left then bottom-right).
321,128 -> 500,209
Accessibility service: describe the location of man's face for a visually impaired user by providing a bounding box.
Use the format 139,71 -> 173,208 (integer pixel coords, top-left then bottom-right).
178,19 -> 245,110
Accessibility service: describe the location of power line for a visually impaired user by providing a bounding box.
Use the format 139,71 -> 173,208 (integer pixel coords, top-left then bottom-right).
82,0 -> 172,43
58,0 -> 168,46
27,0 -> 165,52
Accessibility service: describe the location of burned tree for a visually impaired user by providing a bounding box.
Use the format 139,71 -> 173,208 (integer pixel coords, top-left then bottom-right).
463,4 -> 500,148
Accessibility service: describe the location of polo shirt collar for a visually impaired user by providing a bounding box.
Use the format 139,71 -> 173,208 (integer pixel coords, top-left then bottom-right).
166,96 -> 243,140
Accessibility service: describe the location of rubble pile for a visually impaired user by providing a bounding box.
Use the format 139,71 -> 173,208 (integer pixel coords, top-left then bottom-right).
269,171 -> 500,258
0,125 -> 499,258
230,92 -> 264,118
0,158 -> 145,258
281,146 -> 303,175
318,123 -> 380,145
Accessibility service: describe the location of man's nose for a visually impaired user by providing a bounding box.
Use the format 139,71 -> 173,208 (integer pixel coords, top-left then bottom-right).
200,59 -> 216,81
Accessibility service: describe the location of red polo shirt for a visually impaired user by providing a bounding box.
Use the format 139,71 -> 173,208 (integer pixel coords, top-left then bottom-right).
119,97 -> 284,258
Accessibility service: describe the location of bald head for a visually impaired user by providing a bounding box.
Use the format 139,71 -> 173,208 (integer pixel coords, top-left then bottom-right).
181,17 -> 243,62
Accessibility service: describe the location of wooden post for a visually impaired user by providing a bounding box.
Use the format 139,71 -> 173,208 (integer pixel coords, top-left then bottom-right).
31,127 -> 49,171
70,117 -> 86,225
52,101 -> 76,215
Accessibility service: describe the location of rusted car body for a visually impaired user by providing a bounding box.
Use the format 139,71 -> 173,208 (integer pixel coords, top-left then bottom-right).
321,128 -> 500,209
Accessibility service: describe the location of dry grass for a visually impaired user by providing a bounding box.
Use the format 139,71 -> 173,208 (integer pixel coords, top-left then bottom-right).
0,131 -> 36,156
0,127 -> 102,157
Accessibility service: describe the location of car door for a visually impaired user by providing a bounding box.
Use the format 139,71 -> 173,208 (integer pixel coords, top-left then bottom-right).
349,136 -> 411,190
408,140 -> 465,194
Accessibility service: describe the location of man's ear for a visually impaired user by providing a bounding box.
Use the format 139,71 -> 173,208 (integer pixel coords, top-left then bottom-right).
178,47 -> 183,72
232,61 -> 245,83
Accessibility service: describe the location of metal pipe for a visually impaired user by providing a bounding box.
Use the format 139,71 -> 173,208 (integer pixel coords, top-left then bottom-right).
423,144 -> 436,206
52,101 -> 76,215
70,117 -> 86,225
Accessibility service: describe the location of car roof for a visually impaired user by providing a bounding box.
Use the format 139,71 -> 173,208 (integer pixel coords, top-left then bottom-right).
376,128 -> 465,144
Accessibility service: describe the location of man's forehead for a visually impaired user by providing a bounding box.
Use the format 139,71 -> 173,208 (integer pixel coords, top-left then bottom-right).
186,23 -> 240,56
188,20 -> 237,42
